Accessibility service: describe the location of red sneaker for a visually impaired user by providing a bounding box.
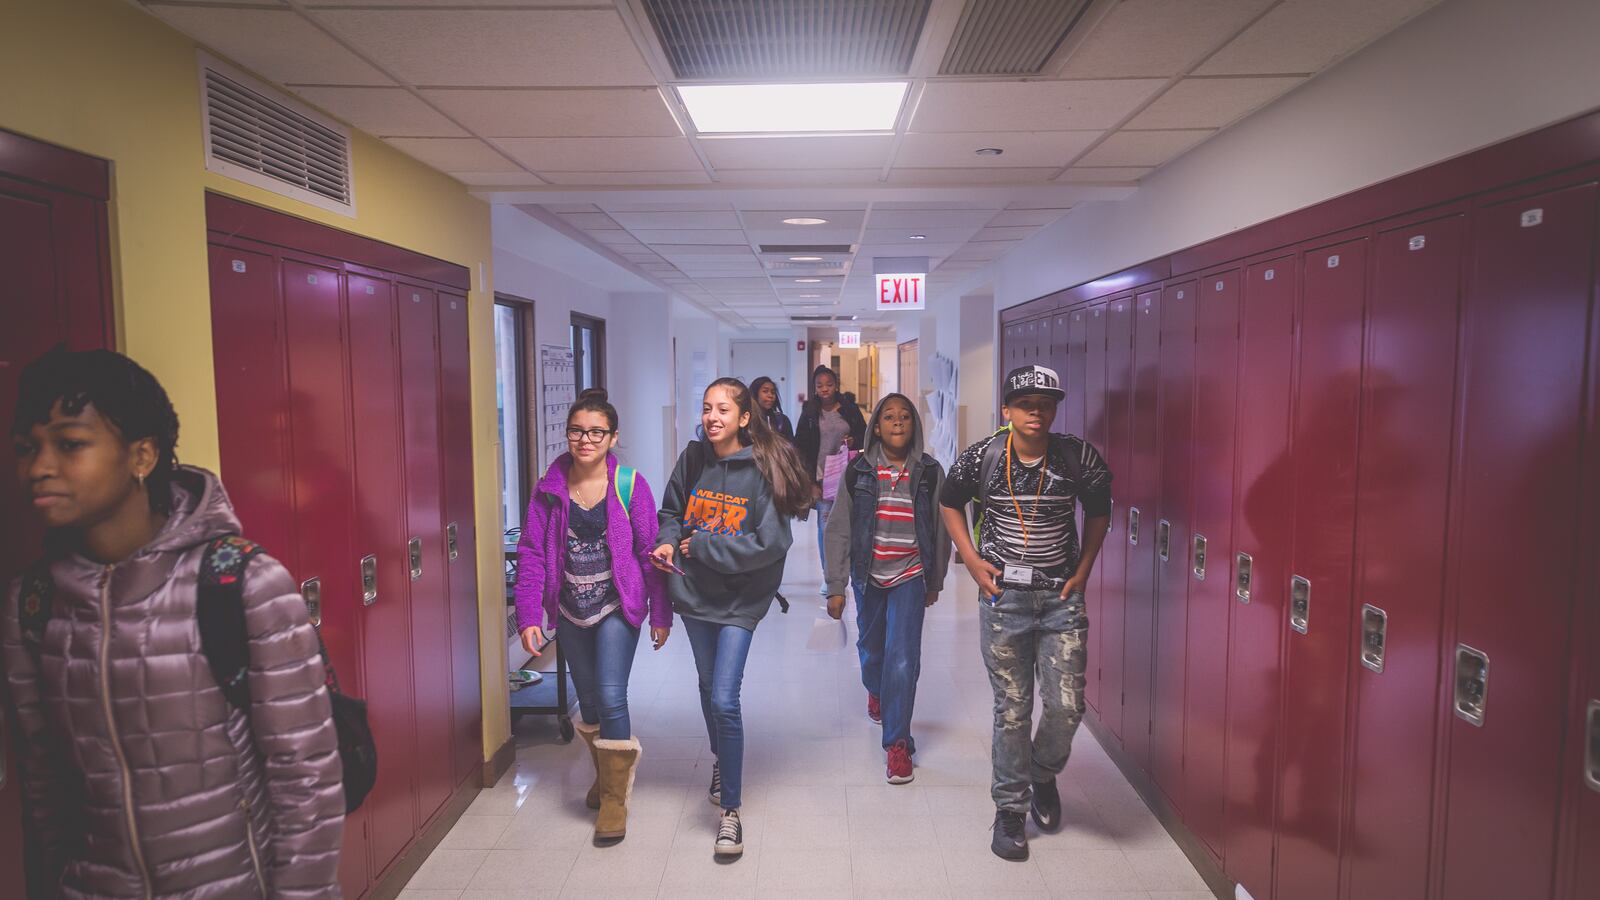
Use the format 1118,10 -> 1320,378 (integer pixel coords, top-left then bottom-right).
867,693 -> 882,724
886,740 -> 914,784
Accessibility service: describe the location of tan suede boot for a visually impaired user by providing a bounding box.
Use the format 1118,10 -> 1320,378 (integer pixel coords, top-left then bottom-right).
575,721 -> 601,810
593,737 -> 641,846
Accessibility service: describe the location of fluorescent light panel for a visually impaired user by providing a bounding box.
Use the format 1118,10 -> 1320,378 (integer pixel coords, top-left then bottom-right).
679,82 -> 908,134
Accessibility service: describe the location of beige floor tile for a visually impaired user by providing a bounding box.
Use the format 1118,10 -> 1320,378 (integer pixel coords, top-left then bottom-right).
405,849 -> 489,891
438,815 -> 514,850
943,848 -> 1050,892
1122,847 -> 1212,892
757,847 -> 854,892
1035,849 -> 1146,893
850,847 -> 950,893
466,849 -> 574,892
564,846 -> 670,889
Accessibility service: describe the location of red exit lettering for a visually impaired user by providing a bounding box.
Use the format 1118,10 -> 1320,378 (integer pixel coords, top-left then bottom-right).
878,275 -> 924,305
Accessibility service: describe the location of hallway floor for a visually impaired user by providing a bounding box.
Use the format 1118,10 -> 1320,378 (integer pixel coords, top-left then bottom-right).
400,524 -> 1214,899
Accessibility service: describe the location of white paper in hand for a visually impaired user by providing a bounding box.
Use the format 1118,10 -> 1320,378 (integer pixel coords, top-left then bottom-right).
806,609 -> 848,652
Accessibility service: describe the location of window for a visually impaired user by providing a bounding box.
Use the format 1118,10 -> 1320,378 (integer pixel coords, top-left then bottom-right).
571,313 -> 606,392
494,297 -> 533,536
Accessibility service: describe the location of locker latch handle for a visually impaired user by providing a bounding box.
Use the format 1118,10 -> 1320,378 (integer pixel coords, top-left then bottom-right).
1157,519 -> 1171,562
1360,604 -> 1387,673
1192,534 -> 1207,581
300,577 -> 321,627
1127,507 -> 1140,546
447,522 -> 459,561
1290,576 -> 1310,634
1235,552 -> 1253,603
1453,644 -> 1489,727
1107,499 -> 1114,535
1585,700 -> 1600,793
361,555 -> 378,606
408,538 -> 423,581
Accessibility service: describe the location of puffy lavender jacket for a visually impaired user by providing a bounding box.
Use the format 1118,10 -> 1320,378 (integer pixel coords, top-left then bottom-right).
1,467 -> 344,898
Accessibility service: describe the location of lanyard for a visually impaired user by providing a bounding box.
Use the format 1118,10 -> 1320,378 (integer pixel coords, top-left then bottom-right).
1005,431 -> 1044,549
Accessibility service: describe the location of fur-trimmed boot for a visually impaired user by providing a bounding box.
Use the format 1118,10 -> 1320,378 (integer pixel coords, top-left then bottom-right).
593,737 -> 641,846
575,721 -> 601,810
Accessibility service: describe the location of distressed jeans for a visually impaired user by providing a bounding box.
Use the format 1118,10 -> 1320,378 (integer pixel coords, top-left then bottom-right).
979,588 -> 1089,813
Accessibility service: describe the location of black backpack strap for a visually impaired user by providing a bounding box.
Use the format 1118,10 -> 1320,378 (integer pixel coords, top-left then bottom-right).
198,536 -> 263,711
17,563 -> 55,670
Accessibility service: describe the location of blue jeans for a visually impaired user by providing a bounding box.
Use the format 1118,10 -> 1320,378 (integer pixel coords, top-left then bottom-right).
979,589 -> 1089,813
559,610 -> 641,740
815,497 -> 834,594
854,576 -> 927,752
681,616 -> 755,810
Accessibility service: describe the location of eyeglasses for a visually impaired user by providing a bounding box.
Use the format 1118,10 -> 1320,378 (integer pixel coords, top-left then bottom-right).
566,427 -> 614,443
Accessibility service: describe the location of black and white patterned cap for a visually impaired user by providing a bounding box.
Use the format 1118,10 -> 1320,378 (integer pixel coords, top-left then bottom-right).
1003,364 -> 1065,405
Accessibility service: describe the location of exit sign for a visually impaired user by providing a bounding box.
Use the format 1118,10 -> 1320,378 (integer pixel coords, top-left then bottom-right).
877,273 -> 926,310
838,330 -> 862,349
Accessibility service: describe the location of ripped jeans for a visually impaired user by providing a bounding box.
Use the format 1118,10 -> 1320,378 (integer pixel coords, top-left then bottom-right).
978,588 -> 1089,813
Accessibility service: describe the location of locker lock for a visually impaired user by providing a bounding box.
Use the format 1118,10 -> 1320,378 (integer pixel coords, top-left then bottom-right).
1453,644 -> 1490,727
447,522 -> 459,561
300,577 -> 321,628
1585,700 -> 1600,793
1192,534 -> 1208,581
360,555 -> 378,606
1360,604 -> 1388,673
1235,552 -> 1253,603
1289,576 -> 1310,634
1157,519 -> 1171,563
409,538 -> 423,581
1127,507 -> 1140,546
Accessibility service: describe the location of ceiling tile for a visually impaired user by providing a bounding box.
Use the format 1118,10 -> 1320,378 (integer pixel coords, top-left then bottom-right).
985,209 -> 1071,227
588,230 -> 643,246
947,242 -> 1017,261
609,211 -> 743,230
290,86 -> 465,136
555,212 -> 619,229
632,229 -> 748,245
1075,130 -> 1214,167
897,132 -> 1099,168
715,170 -> 885,185
1059,0 -> 1277,78
313,9 -> 654,86
912,80 -> 1165,133
603,201 -> 734,213
972,226 -> 1041,242
305,0 -> 599,5
538,168 -> 712,184
868,208 -> 999,229
449,171 -> 541,186
698,135 -> 895,170
740,209 -> 867,230
422,88 -> 680,137
864,226 -> 983,244
498,137 -> 701,172
533,203 -> 602,213
886,168 -> 1060,184
150,7 -> 390,84
384,138 -> 521,172
651,245 -> 757,259
873,200 -> 1005,211
1126,76 -> 1306,129
1055,166 -> 1154,183
1196,0 -> 1444,76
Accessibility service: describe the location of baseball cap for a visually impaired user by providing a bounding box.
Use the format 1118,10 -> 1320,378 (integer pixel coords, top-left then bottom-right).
1003,364 -> 1066,405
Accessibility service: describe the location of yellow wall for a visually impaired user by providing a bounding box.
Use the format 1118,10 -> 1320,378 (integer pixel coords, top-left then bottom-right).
1,0 -> 512,762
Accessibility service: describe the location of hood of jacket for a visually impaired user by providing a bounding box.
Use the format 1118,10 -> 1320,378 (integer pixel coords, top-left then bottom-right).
860,393 -> 931,470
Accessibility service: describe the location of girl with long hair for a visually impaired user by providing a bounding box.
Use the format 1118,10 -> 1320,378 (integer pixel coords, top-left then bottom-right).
748,375 -> 794,442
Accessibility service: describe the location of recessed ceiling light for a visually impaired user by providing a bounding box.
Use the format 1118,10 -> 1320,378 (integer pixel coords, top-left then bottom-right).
678,82 -> 908,134
975,148 -> 1004,156
782,217 -> 829,226
795,278 -> 822,283
798,293 -> 822,298
789,255 -> 823,261
908,234 -> 927,240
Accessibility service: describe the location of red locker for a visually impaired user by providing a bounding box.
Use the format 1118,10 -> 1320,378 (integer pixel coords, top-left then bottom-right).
1099,296 -> 1135,740
396,284 -> 457,825
1225,255 -> 1296,900
1342,214 -> 1465,900
437,292 -> 482,787
1276,237 -> 1368,900
346,274 -> 420,876
1184,269 -> 1241,859
1049,309 -> 1073,404
1059,309 -> 1087,440
1439,182 -> 1597,900
1122,288 -> 1163,769
1084,304 -> 1110,713
1566,230 -> 1600,898
1152,280 -> 1197,808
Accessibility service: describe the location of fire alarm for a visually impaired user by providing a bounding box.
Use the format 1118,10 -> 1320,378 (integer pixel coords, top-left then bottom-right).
797,340 -> 806,351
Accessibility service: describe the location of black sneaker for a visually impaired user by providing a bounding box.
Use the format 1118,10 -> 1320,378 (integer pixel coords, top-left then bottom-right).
707,761 -> 722,806
715,808 -> 744,858
991,809 -> 1028,861
1031,777 -> 1062,832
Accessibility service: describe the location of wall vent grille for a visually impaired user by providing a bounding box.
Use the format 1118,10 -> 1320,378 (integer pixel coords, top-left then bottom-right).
642,0 -> 931,79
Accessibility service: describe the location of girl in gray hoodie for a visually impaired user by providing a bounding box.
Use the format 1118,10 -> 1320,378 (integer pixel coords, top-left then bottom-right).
650,377 -> 812,860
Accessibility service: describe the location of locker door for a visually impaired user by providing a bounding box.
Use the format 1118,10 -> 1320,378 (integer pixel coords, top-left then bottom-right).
1049,310 -> 1073,402
1185,269 -> 1241,858
1153,280 -> 1197,807
1343,215 -> 1464,900
1037,315 -> 1053,367
1570,272 -> 1600,899
1122,288 -> 1163,770
1440,182 -> 1597,900
1100,297 -> 1135,740
438,292 -> 482,787
397,284 -> 457,825
1277,238 -> 1367,900
1225,256 -> 1296,900
279,259 -> 369,898
347,274 -> 419,875
1084,304 -> 1110,713
1061,309 -> 1087,440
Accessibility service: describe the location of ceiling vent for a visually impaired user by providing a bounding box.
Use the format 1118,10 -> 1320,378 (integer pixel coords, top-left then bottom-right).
200,55 -> 355,216
790,314 -> 858,323
642,0 -> 932,79
758,244 -> 855,254
940,0 -> 1093,76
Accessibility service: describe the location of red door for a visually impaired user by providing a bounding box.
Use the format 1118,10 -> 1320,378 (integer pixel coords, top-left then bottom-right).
1122,288 -> 1163,770
1342,214 -> 1465,900
1276,237 -> 1368,900
1225,255 -> 1296,900
396,285 -> 456,825
1083,304 -> 1109,713
1152,280 -> 1197,809
346,273 -> 420,877
1099,297 -> 1135,741
1439,181 -> 1597,900
437,292 -> 481,787
1184,269 -> 1241,860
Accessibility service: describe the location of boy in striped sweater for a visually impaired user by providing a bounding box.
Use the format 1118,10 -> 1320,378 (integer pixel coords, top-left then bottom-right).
825,393 -> 950,784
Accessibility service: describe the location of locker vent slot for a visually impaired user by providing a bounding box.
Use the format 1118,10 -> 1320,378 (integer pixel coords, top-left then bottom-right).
642,0 -> 931,79
200,57 -> 354,216
942,0 -> 1094,75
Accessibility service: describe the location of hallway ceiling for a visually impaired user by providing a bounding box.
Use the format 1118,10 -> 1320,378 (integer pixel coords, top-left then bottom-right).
142,0 -> 1442,325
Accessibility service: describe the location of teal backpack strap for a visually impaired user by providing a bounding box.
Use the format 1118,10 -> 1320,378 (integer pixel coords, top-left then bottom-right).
615,466 -> 637,513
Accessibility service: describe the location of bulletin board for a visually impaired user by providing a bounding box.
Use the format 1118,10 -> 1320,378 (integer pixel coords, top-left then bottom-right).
540,343 -> 575,470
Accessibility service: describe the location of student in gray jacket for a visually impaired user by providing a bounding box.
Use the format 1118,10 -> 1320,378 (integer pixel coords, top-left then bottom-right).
651,377 -> 813,861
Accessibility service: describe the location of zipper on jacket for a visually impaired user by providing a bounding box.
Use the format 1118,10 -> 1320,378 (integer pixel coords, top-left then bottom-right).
98,565 -> 153,899
241,798 -> 268,897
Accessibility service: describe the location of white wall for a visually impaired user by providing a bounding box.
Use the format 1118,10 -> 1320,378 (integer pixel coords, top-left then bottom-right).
958,291 -> 997,450
608,292 -> 674,487
986,0 -> 1600,310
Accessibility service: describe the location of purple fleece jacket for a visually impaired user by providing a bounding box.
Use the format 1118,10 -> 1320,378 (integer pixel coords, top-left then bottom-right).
515,453 -> 671,631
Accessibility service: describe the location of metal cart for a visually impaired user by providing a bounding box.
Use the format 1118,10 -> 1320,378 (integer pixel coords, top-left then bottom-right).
505,530 -> 575,742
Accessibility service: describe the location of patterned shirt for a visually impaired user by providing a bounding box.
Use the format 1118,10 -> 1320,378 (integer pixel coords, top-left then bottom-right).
869,463 -> 922,588
939,432 -> 1112,589
560,499 -> 620,627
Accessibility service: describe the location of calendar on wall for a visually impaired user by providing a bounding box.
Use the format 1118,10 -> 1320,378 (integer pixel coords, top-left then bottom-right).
539,343 -> 575,471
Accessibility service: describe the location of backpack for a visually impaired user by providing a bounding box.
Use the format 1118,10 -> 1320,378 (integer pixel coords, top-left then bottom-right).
970,425 -> 1083,545
678,441 -> 789,614
17,536 -> 377,814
